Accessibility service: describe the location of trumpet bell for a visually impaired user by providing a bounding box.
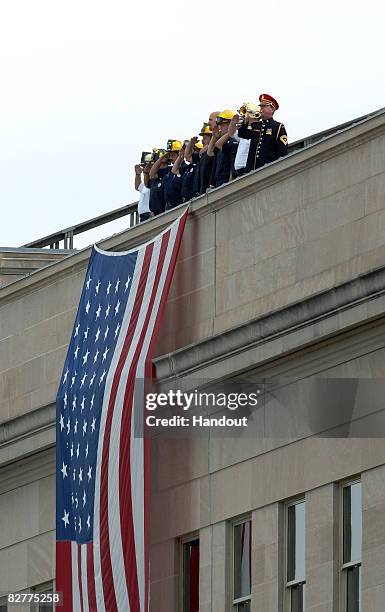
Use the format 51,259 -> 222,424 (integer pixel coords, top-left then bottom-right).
238,102 -> 261,117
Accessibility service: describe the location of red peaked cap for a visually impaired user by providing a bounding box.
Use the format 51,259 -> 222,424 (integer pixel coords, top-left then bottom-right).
259,93 -> 279,111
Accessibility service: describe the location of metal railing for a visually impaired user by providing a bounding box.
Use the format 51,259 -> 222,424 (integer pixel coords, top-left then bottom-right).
22,107 -> 385,251
22,202 -> 139,250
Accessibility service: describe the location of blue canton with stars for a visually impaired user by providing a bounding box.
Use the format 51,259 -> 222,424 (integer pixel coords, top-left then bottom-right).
56,246 -> 138,544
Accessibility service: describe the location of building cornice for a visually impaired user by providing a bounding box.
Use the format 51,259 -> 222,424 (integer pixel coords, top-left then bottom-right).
154,263 -> 385,381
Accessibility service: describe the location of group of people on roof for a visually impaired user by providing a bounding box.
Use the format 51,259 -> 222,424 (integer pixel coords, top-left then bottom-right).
134,93 -> 288,223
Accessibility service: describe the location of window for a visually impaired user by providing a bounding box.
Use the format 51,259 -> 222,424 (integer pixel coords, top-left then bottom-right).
342,481 -> 362,612
286,499 -> 306,612
0,596 -> 7,612
182,538 -> 199,612
31,582 -> 54,612
232,518 -> 252,611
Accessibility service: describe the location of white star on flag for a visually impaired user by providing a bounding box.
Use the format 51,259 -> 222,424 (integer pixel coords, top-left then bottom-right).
61,462 -> 68,479
85,301 -> 90,314
96,304 -> 101,319
80,373 -> 88,387
85,276 -> 92,289
62,510 -> 70,527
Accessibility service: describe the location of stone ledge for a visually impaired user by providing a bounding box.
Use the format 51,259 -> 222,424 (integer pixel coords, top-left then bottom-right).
154,263 -> 385,381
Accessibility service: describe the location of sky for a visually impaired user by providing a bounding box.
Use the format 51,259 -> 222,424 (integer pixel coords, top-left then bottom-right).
1,0 -> 385,249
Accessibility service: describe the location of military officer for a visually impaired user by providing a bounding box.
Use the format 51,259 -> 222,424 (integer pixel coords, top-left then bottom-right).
237,93 -> 288,172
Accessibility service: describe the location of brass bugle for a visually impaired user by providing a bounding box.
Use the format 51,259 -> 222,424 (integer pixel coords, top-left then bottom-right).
237,102 -> 261,127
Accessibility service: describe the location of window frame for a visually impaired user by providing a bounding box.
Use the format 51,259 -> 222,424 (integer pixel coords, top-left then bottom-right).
340,479 -> 362,612
0,596 -> 8,612
231,514 -> 252,611
180,532 -> 200,612
284,497 -> 306,612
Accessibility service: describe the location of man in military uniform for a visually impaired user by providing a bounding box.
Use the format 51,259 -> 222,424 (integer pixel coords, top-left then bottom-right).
237,93 -> 288,172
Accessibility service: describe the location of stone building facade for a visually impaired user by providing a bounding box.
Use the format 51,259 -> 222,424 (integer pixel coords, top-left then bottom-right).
1,109 -> 385,610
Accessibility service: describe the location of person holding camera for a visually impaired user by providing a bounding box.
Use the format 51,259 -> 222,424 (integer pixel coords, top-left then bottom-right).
164,140 -> 186,211
134,153 -> 153,223
148,148 -> 170,216
237,93 -> 288,172
207,110 -> 239,188
179,136 -> 207,202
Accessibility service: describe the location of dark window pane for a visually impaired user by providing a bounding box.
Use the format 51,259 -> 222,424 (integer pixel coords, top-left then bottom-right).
291,583 -> 304,612
343,483 -> 362,564
287,502 -> 306,582
234,520 -> 252,599
236,601 -> 251,611
183,539 -> 200,612
347,565 -> 360,612
0,603 -> 7,612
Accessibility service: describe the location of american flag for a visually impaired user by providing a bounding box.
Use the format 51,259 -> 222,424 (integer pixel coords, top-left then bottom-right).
56,209 -> 188,611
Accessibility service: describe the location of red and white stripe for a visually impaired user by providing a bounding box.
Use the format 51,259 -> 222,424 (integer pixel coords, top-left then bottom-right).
57,209 -> 188,611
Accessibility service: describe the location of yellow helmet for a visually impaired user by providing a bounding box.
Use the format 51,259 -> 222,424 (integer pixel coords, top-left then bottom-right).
166,139 -> 183,152
194,140 -> 204,150
216,109 -> 236,123
199,122 -> 212,136
152,147 -> 167,161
